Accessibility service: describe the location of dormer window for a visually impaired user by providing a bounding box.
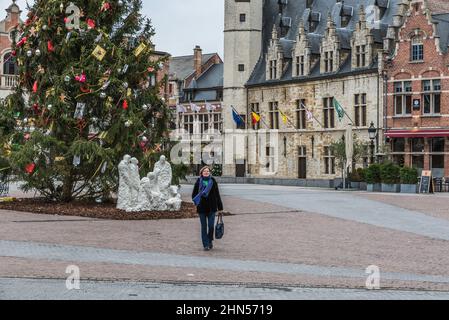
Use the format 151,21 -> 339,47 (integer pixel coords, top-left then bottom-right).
356,45 -> 366,67
324,51 -> 333,72
375,0 -> 389,19
411,35 -> 424,61
296,55 -> 305,76
269,60 -> 277,79
280,17 -> 292,37
340,5 -> 353,28
308,12 -> 320,33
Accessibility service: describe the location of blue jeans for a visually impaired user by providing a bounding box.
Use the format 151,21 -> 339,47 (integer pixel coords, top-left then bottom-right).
199,212 -> 216,248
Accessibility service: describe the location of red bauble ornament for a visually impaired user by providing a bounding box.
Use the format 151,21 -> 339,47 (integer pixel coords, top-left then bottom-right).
122,100 -> 128,110
25,163 -> 36,174
32,80 -> 38,93
32,103 -> 39,112
87,19 -> 96,29
75,73 -> 86,83
47,41 -> 55,52
101,2 -> 111,12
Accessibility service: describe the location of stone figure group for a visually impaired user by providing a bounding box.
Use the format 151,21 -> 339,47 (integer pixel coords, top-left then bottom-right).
117,155 -> 182,212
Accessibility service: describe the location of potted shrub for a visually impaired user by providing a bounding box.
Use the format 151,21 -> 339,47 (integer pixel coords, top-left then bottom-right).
400,167 -> 418,193
380,162 -> 401,192
365,164 -> 381,192
349,168 -> 366,190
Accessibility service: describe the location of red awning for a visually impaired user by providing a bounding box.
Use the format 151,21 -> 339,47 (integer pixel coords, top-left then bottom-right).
385,129 -> 449,138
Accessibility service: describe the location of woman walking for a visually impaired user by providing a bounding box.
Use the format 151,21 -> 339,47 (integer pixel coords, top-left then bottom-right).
192,166 -> 223,251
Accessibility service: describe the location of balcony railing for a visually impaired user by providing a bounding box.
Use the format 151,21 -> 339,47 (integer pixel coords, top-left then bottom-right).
0,74 -> 18,90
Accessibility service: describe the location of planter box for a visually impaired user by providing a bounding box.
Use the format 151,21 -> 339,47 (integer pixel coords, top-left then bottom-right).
359,182 -> 367,191
367,183 -> 381,192
400,184 -> 417,194
350,182 -> 361,189
382,183 -> 400,193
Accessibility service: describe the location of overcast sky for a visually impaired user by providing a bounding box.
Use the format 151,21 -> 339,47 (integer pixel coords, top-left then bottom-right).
13,0 -> 225,58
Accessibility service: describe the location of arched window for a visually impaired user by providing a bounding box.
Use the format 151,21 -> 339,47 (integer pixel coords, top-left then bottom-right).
411,36 -> 424,61
3,52 -> 18,75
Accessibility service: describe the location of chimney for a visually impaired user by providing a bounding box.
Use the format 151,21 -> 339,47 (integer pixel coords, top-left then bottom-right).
194,45 -> 202,78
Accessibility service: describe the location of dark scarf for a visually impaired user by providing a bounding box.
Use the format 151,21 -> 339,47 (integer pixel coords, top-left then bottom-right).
193,176 -> 213,206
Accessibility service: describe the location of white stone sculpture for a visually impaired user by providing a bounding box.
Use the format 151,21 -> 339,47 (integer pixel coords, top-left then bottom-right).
135,177 -> 153,211
154,155 -> 172,199
165,186 -> 182,211
127,157 -> 141,211
117,155 -> 131,210
117,155 -> 182,212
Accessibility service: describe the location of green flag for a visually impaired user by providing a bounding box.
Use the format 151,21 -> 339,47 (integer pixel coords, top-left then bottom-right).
333,98 -> 345,122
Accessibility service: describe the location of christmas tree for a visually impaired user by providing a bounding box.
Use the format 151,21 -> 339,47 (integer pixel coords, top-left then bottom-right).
0,0 -> 173,202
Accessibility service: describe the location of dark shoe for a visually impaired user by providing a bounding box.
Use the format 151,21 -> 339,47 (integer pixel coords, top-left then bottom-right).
209,243 -> 213,250
204,247 -> 210,251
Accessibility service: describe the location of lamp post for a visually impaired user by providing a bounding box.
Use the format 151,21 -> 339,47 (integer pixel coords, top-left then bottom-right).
368,122 -> 377,164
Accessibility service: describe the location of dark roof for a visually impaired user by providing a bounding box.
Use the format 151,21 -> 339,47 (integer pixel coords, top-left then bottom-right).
195,63 -> 224,88
247,0 -> 402,87
184,63 -> 224,102
432,13 -> 449,53
169,53 -> 217,81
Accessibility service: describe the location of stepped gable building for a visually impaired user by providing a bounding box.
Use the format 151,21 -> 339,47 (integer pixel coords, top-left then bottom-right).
223,0 -> 405,185
168,46 -> 224,175
385,0 -> 449,178
169,46 -> 224,135
0,0 -> 21,99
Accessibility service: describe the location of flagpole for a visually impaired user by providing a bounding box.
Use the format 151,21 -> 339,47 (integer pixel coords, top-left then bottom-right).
250,107 -> 269,129
231,105 -> 247,128
301,102 -> 325,129
278,107 -> 297,129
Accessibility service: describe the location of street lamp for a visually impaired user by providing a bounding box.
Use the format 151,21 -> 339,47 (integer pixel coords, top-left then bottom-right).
368,122 -> 377,164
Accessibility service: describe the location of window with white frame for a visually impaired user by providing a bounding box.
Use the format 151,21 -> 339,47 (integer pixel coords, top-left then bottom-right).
411,35 -> 424,61
183,114 -> 194,134
422,79 -> 441,115
394,81 -> 412,116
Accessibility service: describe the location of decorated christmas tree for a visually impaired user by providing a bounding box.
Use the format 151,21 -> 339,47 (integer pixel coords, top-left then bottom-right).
0,0 -> 172,202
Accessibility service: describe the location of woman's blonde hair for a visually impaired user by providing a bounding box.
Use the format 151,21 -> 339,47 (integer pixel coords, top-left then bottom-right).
199,166 -> 211,177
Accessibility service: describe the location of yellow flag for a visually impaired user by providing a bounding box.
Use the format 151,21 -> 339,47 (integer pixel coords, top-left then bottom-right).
280,110 -> 288,124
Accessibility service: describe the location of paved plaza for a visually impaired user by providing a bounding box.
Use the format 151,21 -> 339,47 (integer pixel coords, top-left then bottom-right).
1,184 -> 449,299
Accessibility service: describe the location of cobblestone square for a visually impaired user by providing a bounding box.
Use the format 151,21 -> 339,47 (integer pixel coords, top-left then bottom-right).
1,184 -> 449,299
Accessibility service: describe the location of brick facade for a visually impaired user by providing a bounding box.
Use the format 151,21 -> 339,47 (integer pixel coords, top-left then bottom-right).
386,1 -> 449,178
0,1 -> 21,98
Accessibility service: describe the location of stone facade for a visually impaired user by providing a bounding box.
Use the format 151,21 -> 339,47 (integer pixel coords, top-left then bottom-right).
223,0 -> 263,176
0,1 -> 20,99
247,73 -> 381,179
385,0 -> 449,178
223,0 -> 402,181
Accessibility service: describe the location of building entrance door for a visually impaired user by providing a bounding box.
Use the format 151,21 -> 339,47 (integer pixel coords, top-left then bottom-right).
298,146 -> 307,179
235,160 -> 246,177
